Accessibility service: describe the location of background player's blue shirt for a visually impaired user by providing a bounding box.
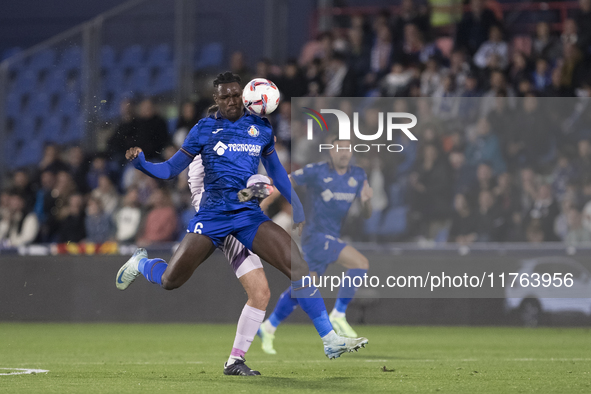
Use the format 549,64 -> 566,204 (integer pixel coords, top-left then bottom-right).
291,161 -> 367,241
181,111 -> 275,212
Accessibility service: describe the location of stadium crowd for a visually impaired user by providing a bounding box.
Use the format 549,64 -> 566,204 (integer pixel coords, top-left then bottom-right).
4,0 -> 591,247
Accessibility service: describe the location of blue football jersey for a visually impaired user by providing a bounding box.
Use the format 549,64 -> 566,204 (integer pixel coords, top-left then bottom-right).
291,161 -> 367,240
181,111 -> 275,212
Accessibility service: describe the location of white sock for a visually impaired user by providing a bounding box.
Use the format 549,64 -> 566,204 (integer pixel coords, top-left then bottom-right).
330,309 -> 346,319
263,319 -> 277,335
321,330 -> 338,343
226,304 -> 265,366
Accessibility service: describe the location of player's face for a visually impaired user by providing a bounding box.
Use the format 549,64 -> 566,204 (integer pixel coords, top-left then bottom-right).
329,140 -> 353,169
214,82 -> 243,121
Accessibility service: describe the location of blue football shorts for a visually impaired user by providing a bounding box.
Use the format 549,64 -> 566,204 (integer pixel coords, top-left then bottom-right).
302,233 -> 348,276
187,207 -> 271,251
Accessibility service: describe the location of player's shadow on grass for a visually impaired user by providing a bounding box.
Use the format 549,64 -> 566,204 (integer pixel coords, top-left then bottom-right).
236,376 -> 356,390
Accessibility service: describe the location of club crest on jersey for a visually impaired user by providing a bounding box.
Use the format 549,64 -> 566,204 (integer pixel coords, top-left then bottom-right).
348,177 -> 358,187
247,125 -> 260,137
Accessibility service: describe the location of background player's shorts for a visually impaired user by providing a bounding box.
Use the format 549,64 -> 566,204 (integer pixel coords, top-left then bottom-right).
221,235 -> 263,278
187,207 -> 270,251
302,233 -> 347,276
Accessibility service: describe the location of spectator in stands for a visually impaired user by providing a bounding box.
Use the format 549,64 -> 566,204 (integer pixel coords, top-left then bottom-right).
572,139 -> 591,184
449,149 -> 474,196
57,193 -> 86,243
0,191 -> 39,247
347,27 -> 371,94
449,193 -> 478,244
380,63 -> 413,97
106,98 -> 135,163
10,169 -> 35,211
392,0 -> 431,41
475,190 -> 503,242
561,19 -> 579,49
532,22 -> 561,63
368,23 -> 394,85
130,98 -> 169,160
230,51 -> 252,83
91,174 -> 119,216
67,146 -> 89,194
273,101 -> 292,148
514,94 -> 555,170
474,25 -> 509,70
420,57 -> 443,97
401,23 -> 440,65
575,0 -> 591,50
525,218 -> 545,242
528,183 -> 560,242
543,67 -> 573,97
113,187 -> 142,243
86,154 -> 109,191
447,49 -> 473,92
551,153 -> 576,202
33,170 -> 56,242
508,52 -> 529,91
84,197 -> 112,244
480,71 -> 515,117
565,206 -> 591,245
408,144 -> 452,238
455,0 -> 499,55
136,188 -> 178,246
465,117 -> 506,175
532,58 -> 552,93
37,144 -> 69,178
172,100 -> 198,149
558,43 -> 585,90
277,59 -> 307,101
324,52 -> 356,97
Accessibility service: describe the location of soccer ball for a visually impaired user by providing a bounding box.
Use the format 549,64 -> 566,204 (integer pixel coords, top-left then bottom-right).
242,78 -> 280,116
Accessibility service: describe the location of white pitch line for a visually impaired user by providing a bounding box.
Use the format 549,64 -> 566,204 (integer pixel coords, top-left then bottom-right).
0,368 -> 49,376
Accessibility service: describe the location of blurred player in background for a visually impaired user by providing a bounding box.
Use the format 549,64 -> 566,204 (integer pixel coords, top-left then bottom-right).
115,73 -> 368,376
258,138 -> 373,354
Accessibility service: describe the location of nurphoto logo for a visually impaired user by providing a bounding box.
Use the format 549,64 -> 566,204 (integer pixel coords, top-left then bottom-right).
303,108 -> 418,152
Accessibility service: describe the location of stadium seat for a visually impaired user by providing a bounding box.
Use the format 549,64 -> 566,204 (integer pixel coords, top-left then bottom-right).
195,42 -> 223,70
146,44 -> 172,67
42,115 -> 64,143
13,70 -> 38,94
6,92 -> 22,117
119,45 -> 145,68
101,46 -> 117,70
28,93 -> 51,117
131,67 -> 151,93
29,49 -> 57,71
59,93 -> 81,116
363,210 -> 383,236
151,65 -> 175,94
44,69 -> 67,94
378,206 -> 408,236
59,46 -> 82,71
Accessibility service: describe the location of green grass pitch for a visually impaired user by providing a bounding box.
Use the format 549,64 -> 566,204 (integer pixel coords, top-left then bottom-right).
1,323 -> 590,393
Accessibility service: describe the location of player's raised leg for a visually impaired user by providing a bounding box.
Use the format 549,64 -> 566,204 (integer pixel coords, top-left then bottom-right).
250,220 -> 368,359
115,232 -> 215,291
329,245 -> 369,337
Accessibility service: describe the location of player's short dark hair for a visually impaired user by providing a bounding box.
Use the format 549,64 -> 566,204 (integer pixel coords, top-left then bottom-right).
213,72 -> 241,87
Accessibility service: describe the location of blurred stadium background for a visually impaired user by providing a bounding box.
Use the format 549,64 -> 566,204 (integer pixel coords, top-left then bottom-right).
1,0 -> 591,328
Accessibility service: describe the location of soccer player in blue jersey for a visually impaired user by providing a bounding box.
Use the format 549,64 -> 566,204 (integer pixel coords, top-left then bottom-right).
257,138 -> 373,355
115,72 -> 368,376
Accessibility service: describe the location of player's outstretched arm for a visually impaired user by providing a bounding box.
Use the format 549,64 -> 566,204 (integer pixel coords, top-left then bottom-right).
261,151 -> 305,224
126,147 -> 192,180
